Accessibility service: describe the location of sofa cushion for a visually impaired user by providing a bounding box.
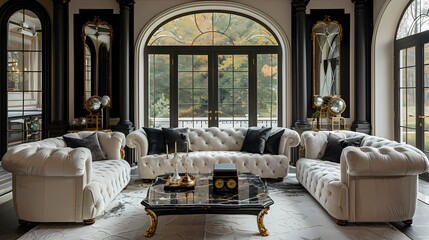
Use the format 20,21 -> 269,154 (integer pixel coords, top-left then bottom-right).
241,127 -> 272,154
321,133 -> 364,163
139,151 -> 290,179
264,129 -> 285,154
143,127 -> 166,154
63,132 -> 106,160
162,128 -> 191,153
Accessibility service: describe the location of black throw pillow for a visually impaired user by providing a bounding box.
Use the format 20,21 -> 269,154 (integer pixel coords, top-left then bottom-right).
143,127 -> 166,154
241,127 -> 272,154
264,129 -> 285,154
321,133 -> 364,163
162,128 -> 191,153
63,132 -> 106,161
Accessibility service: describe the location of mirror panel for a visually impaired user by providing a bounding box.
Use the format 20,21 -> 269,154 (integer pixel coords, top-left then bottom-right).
312,16 -> 342,97
82,16 -> 112,107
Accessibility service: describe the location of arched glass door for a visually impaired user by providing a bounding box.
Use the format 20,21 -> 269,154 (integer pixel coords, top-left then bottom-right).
6,9 -> 43,147
146,12 -> 281,128
395,0 -> 429,180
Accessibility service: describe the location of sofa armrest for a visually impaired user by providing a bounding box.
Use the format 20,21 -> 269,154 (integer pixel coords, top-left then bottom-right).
278,128 -> 300,158
341,146 -> 429,176
1,145 -> 92,177
126,129 -> 148,158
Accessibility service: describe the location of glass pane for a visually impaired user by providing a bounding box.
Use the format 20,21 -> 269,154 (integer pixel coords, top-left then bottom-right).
406,128 -> 417,147
425,131 -> 429,152
257,54 -> 278,127
399,49 -> 405,68
397,1 -> 428,39
178,88 -> 192,104
148,54 -> 170,127
24,72 -> 42,91
425,43 -> 429,65
425,88 -> 429,129
407,47 -> 415,67
234,89 -> 248,104
178,72 -> 192,88
425,65 -> 429,87
234,55 -> 248,71
218,55 -> 233,71
400,89 -> 407,126
234,72 -> 248,88
178,55 -> 209,127
179,104 -> 192,117
407,88 -> 416,128
407,67 -> 416,87
24,52 -> 42,71
193,55 -> 208,71
148,12 -> 278,46
178,55 -> 192,71
399,68 -> 406,87
194,72 -> 208,88
194,89 -> 208,104
219,72 -> 232,88
219,89 -> 233,104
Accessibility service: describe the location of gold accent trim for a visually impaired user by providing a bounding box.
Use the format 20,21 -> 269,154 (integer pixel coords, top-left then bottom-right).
299,145 -> 305,159
120,147 -> 125,159
145,208 -> 158,237
257,208 -> 270,236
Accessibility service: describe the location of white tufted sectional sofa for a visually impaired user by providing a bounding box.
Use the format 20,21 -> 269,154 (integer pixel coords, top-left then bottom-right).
126,127 -> 300,179
297,130 -> 429,225
1,131 -> 130,224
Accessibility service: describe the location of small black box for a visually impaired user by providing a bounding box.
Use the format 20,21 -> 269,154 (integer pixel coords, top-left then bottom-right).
213,163 -> 238,194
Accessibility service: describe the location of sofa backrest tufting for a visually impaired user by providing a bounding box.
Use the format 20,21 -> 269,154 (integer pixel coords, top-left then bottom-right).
188,127 -> 247,152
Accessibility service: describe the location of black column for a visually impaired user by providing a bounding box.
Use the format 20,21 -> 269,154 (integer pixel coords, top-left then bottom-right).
114,0 -> 134,132
351,0 -> 371,134
292,0 -> 311,132
49,0 -> 69,137
115,0 -> 135,164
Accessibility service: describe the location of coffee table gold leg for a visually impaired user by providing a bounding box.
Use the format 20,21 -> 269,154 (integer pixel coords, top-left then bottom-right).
257,208 -> 270,236
145,209 -> 158,237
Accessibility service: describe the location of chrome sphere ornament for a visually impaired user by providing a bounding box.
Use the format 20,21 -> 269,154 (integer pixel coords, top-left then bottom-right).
101,95 -> 110,107
313,95 -> 324,108
328,97 -> 346,115
85,96 -> 102,112
78,117 -> 86,126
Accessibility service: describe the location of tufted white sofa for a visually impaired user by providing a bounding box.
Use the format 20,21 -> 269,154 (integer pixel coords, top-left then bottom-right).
126,127 -> 300,179
1,131 -> 130,224
297,130 -> 429,225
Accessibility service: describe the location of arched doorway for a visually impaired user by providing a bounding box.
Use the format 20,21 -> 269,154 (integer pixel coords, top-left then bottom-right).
0,0 -> 51,158
135,1 -> 290,128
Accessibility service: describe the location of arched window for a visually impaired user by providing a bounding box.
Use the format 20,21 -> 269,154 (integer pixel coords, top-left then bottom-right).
145,11 -> 281,128
395,0 -> 429,153
0,0 -> 51,157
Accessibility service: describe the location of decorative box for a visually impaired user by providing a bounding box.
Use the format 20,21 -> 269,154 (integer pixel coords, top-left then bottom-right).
213,163 -> 238,194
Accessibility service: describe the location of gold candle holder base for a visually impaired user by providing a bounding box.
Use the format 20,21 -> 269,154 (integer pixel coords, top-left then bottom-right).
164,173 -> 196,189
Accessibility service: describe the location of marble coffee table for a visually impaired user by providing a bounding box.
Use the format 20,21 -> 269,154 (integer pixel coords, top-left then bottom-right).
141,172 -> 274,237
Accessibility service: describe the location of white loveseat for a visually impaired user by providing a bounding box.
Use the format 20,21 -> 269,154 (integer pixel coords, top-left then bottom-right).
126,127 -> 300,179
1,131 -> 130,224
297,130 -> 429,225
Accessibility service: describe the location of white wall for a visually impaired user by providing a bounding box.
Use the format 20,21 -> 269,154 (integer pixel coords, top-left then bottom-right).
372,0 -> 408,139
